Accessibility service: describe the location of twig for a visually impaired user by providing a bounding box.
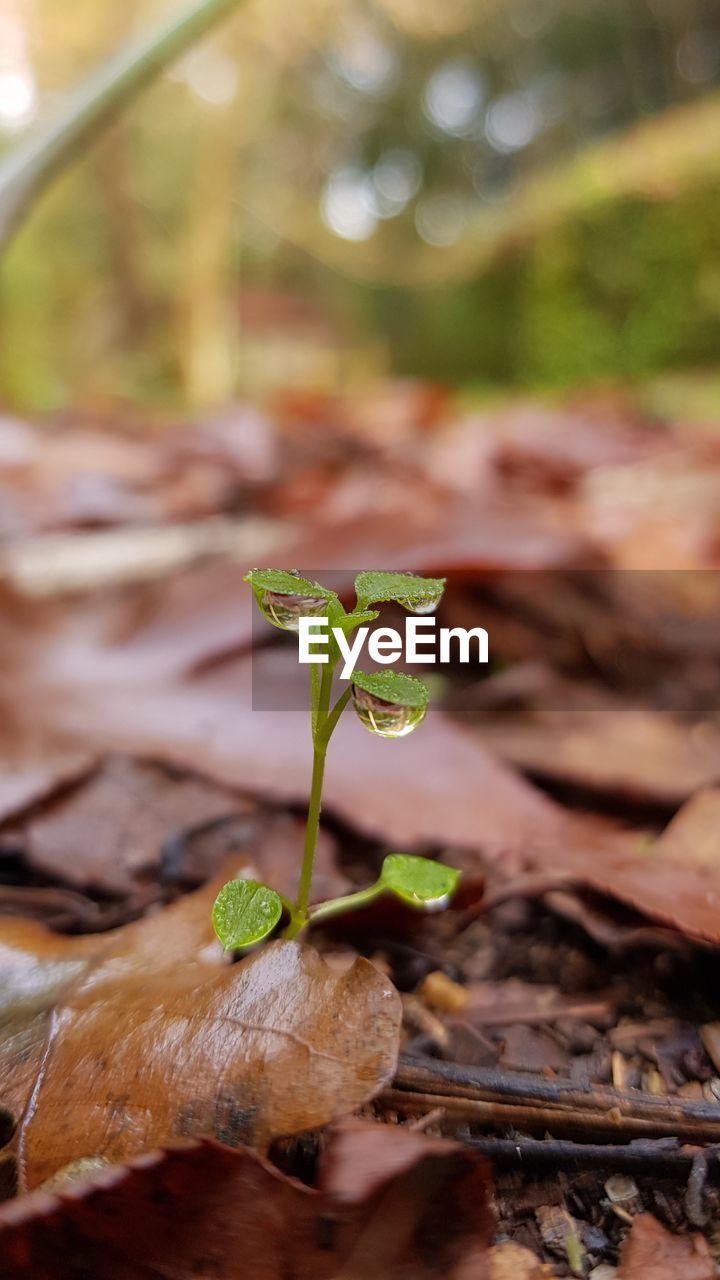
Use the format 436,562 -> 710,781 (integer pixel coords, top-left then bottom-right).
464,1135 -> 720,1174
396,1055 -> 720,1125
381,1088 -> 720,1142
386,1054 -> 720,1143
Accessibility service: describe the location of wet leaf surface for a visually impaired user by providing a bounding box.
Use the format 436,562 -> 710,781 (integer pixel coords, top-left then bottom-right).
0,873 -> 401,1190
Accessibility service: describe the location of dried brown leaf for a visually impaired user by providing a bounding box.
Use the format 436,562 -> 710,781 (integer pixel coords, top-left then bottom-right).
488,1241 -> 551,1278
618,1213 -> 716,1279
480,707 -> 720,808
0,874 -> 400,1190
22,755 -> 245,892
0,1122 -> 493,1279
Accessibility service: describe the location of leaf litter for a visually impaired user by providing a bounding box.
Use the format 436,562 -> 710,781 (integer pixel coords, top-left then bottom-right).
3,385 -> 720,1274
0,863 -> 400,1191
0,1120 -> 493,1279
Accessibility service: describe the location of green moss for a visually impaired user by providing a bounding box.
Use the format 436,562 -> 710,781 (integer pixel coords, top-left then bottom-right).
385,179 -> 720,391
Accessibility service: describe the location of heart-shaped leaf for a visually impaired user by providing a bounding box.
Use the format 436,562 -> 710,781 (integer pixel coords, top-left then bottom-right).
212,879 -> 283,949
245,569 -> 337,633
380,853 -> 460,910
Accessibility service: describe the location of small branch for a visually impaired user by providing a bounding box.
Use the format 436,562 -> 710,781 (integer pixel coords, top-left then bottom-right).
395,1055 -> 720,1126
462,1135 -> 718,1174
0,0 -> 246,250
386,1055 -> 720,1144
381,1088 -> 720,1143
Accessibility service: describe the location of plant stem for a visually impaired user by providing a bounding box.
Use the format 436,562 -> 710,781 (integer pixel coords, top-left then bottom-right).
307,881 -> 383,926
323,685 -> 352,739
285,662 -> 334,936
294,739 -> 327,922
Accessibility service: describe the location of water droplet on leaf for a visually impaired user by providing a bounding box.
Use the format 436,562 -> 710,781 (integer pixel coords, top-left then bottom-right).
380,853 -> 460,910
398,586 -> 444,615
258,590 -> 329,632
351,685 -> 427,738
212,879 -> 283,949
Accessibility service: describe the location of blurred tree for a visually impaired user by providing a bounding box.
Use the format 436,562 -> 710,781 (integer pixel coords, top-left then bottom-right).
1,0 -> 720,408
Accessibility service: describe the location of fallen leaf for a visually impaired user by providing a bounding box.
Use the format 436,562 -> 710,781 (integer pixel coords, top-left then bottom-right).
479,706 -> 720,808
0,554 -> 573,859
540,889 -> 684,954
47,657 -> 563,857
488,1241 -> 550,1278
20,755 -> 247,893
618,1213 -> 716,1279
0,884 -> 130,932
545,809 -> 720,947
498,1025 -> 570,1074
0,872 -> 401,1190
482,797 -> 720,949
18,594 -> 720,948
0,1121 -> 493,1279
0,755 -> 348,927
0,751 -> 96,828
652,787 -> 720,868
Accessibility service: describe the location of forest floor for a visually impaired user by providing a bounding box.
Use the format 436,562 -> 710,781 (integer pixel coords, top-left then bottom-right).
1,381 -> 720,1277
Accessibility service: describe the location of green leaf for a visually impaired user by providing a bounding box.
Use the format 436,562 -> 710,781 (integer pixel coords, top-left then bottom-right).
354,571 -> 445,612
332,608 -> 380,633
351,669 -> 429,709
380,854 -> 461,910
244,569 -> 335,600
212,879 -> 283,949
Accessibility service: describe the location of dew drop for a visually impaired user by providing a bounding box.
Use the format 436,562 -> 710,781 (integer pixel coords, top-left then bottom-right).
258,590 -> 329,632
351,684 -> 427,738
396,573 -> 444,615
398,588 -> 444,615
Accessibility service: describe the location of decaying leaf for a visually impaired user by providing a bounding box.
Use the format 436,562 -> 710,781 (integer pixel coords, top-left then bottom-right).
488,1242 -> 550,1278
0,749 -> 96,828
21,755 -> 245,893
618,1213 -> 716,1279
0,1121 -> 494,1279
0,870 -> 401,1190
652,786 -> 720,869
58,671 -> 563,857
481,791 -> 720,949
1,753 -> 349,923
479,705 -> 720,808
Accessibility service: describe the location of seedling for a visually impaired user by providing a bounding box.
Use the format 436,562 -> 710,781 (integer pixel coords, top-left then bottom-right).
212,570 -> 461,947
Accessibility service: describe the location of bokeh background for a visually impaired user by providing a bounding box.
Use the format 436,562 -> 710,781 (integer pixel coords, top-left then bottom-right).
3,0 -> 720,417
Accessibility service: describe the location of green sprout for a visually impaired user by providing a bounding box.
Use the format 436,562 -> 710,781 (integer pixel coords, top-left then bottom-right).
212,569 -> 460,948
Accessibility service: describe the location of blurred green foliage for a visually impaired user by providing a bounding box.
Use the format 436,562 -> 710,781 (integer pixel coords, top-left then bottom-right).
5,170 -> 720,408
2,0 -> 720,410
380,183 -> 720,389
